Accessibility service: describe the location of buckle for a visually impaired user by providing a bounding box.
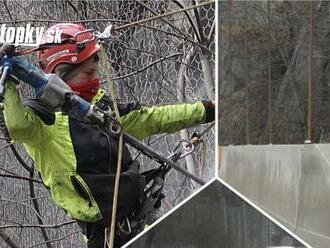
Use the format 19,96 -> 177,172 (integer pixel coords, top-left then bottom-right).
117,217 -> 131,235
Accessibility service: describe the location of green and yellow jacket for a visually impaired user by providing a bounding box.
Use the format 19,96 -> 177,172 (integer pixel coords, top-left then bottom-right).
4,81 -> 213,223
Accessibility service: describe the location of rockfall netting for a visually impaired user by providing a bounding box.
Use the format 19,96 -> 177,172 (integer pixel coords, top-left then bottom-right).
0,1 -> 215,247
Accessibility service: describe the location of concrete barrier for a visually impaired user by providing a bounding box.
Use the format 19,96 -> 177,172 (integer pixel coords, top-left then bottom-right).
127,181 -> 306,248
220,144 -> 330,248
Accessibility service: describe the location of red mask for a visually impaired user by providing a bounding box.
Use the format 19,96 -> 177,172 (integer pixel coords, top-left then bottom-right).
67,78 -> 100,102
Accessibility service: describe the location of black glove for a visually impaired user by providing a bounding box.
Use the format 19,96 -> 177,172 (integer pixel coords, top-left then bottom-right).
202,100 -> 215,123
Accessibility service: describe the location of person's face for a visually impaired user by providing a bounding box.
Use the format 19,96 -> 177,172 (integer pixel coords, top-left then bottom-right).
67,53 -> 99,85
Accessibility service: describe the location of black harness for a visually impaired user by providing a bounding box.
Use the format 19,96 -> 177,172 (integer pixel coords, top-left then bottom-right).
23,96 -> 169,239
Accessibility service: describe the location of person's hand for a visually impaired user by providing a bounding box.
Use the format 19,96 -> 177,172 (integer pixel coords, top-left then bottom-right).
0,46 -> 16,95
0,45 -> 15,71
10,56 -> 49,91
0,54 -> 31,78
0,45 -> 15,58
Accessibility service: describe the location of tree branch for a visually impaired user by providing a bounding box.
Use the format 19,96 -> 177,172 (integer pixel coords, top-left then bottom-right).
0,198 -> 44,221
0,220 -> 75,230
28,169 -> 52,248
112,53 -> 182,80
26,231 -> 80,248
0,230 -> 19,248
0,173 -> 42,184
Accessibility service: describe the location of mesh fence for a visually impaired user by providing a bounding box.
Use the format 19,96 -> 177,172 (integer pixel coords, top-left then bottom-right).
0,1 -> 215,247
219,1 -> 330,145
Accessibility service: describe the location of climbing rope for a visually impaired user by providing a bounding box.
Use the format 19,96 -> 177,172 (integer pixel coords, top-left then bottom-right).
99,44 -> 123,248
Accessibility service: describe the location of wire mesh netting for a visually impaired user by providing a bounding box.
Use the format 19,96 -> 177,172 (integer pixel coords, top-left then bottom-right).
219,1 -> 330,145
0,1 -> 215,247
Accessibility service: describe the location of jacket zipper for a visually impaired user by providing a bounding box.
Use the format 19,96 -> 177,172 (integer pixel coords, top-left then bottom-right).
70,175 -> 94,207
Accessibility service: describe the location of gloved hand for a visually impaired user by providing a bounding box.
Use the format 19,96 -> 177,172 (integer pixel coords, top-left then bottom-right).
0,53 -> 49,95
0,55 -> 71,108
10,56 -> 51,96
0,54 -> 12,73
201,100 -> 215,123
0,48 -> 16,97
0,54 -> 106,125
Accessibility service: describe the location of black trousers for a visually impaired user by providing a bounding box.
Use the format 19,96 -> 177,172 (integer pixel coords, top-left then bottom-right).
77,162 -> 145,247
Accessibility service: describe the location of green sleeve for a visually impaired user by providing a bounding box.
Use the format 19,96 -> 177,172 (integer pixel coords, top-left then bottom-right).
119,102 -> 206,140
3,82 -> 51,145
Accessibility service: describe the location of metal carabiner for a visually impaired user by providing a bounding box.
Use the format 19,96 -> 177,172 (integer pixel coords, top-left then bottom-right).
109,120 -> 121,135
103,111 -> 122,135
180,139 -> 194,159
176,139 -> 195,159
117,217 -> 132,235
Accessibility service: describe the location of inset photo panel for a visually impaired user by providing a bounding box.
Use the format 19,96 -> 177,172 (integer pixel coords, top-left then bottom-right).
219,1 -> 330,247
125,179 -> 309,248
0,1 -> 215,248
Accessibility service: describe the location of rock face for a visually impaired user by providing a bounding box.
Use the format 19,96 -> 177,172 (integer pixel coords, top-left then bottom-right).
219,1 -> 330,145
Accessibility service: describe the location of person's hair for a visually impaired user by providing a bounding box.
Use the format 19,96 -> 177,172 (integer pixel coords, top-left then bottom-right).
53,52 -> 100,82
53,63 -> 80,82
